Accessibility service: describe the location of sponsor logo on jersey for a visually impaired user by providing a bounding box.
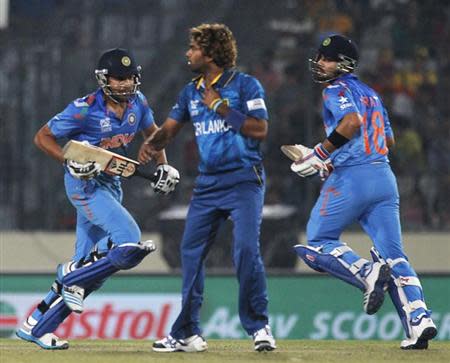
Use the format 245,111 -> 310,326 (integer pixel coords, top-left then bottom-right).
246,98 -> 266,111
338,96 -> 353,110
100,117 -> 112,132
189,100 -> 200,116
100,133 -> 135,149
194,119 -> 231,136
127,113 -> 137,125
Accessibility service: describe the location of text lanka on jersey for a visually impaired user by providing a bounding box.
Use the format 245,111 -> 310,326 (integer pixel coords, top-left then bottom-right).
194,119 -> 232,136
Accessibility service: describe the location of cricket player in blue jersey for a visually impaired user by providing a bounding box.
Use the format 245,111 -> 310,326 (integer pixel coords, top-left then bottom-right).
290,35 -> 437,349
139,23 -> 276,352
16,48 -> 180,350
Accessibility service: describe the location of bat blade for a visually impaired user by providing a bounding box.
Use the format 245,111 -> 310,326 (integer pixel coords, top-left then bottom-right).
62,140 -> 156,182
280,145 -> 304,162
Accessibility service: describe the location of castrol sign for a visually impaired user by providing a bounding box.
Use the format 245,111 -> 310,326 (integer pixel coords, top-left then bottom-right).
2,294 -> 180,339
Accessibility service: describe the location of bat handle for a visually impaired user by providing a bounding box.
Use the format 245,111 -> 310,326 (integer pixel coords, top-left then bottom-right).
134,168 -> 157,183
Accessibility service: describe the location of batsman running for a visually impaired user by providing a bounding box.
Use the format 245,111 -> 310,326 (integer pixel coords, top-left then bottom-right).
140,23 -> 276,352
16,48 -> 180,349
287,34 -> 437,350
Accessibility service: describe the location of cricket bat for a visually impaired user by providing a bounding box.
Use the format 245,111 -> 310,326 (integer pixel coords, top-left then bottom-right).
62,140 -> 157,182
280,144 -> 306,162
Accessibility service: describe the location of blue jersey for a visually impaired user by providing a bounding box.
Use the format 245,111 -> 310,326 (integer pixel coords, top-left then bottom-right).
48,89 -> 154,150
169,69 -> 268,173
322,74 -> 393,167
47,89 -> 154,184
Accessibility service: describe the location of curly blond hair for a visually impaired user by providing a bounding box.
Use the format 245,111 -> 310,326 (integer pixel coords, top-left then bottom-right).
189,23 -> 237,68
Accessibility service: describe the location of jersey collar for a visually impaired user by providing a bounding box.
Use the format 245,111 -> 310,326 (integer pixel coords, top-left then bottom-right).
194,68 -> 237,90
332,73 -> 357,84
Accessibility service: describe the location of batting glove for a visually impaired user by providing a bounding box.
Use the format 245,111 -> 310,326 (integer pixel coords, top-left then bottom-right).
290,144 -> 330,178
151,164 -> 180,195
66,159 -> 101,180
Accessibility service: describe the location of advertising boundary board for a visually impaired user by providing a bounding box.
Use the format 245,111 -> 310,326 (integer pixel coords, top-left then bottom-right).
1,274 -> 449,340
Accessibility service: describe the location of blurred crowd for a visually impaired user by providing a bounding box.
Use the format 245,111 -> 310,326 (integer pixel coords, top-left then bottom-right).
1,0 -> 449,231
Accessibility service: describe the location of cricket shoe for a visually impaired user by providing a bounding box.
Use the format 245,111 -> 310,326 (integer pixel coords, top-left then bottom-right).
16,321 -> 68,350
401,315 -> 437,350
253,325 -> 276,352
362,262 -> 391,315
61,285 -> 85,313
152,334 -> 207,352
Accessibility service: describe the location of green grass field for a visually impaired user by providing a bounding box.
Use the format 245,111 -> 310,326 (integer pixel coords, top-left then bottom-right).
1,340 -> 450,363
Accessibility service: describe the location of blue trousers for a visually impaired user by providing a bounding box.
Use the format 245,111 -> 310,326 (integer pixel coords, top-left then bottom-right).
27,173 -> 142,337
64,173 -> 141,260
170,165 -> 269,338
307,162 -> 403,260
306,163 -> 427,326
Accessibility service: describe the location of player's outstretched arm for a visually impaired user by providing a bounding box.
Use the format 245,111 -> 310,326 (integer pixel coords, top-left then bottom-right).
34,125 -> 65,163
140,124 -> 168,165
138,118 -> 183,164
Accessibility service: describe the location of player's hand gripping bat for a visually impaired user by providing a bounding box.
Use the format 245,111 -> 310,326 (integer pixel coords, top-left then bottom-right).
281,144 -> 334,180
280,144 -> 308,162
62,140 -> 157,182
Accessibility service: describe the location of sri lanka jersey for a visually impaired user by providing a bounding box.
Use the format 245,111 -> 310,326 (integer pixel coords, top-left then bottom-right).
169,69 -> 268,174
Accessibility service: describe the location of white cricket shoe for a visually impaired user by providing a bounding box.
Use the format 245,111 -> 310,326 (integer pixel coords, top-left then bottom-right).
16,327 -> 69,350
362,262 -> 391,315
401,315 -> 437,350
152,334 -> 207,352
61,285 -> 85,313
253,325 -> 276,351
141,240 -> 157,252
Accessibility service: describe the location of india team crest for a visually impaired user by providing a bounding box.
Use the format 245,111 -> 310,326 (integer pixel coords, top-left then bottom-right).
322,38 -> 331,46
121,56 -> 131,66
127,113 -> 137,125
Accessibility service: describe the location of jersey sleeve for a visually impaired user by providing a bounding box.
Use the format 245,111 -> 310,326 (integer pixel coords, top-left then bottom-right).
382,105 -> 394,139
137,92 -> 155,130
241,75 -> 269,120
47,98 -> 88,138
168,85 -> 190,122
323,85 -> 359,123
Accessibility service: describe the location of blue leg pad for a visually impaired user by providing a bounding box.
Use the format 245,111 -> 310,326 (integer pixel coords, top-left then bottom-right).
62,243 -> 153,289
295,244 -> 365,290
107,242 -> 154,270
31,298 -> 71,338
62,257 -> 117,289
31,286 -> 98,338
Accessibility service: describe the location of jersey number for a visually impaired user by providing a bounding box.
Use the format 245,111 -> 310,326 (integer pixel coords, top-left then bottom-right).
362,111 -> 388,155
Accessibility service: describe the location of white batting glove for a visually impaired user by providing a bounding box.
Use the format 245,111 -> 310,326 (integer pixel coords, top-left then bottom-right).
151,164 -> 180,195
290,144 -> 330,178
319,159 -> 334,181
66,159 -> 101,180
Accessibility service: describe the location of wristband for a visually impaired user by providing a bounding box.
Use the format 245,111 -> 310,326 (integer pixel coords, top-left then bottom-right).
327,129 -> 350,149
209,98 -> 223,111
224,109 -> 246,130
212,99 -> 224,113
314,143 -> 330,161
